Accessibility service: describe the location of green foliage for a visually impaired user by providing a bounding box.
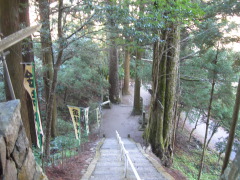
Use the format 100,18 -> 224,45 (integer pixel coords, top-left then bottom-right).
135,60 -> 152,83
32,146 -> 42,166
51,119 -> 79,149
51,133 -> 79,150
174,145 -> 222,180
57,118 -> 74,136
181,48 -> 237,129
57,38 -> 109,106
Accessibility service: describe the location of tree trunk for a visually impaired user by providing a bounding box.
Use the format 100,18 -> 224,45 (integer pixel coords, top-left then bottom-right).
133,0 -> 144,115
198,47 -> 220,179
144,24 -> 180,167
221,77 -> 240,175
176,110 -> 181,129
123,46 -> 131,95
172,102 -> 178,153
206,123 -> 219,148
107,0 -> 120,103
64,88 -> 68,103
198,66 -> 217,180
122,0 -> 130,96
19,0 -> 38,147
44,0 -> 64,160
51,96 -> 57,137
0,0 -> 32,144
188,112 -> 201,142
39,0 -> 57,138
181,111 -> 189,130
109,40 -> 120,103
133,49 -> 142,115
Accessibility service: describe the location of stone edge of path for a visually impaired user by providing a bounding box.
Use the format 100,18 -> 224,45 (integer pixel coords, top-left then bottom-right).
129,138 -> 175,180
81,138 -> 105,180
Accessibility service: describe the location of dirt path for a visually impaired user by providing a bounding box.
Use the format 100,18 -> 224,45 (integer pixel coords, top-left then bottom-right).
100,86 -> 151,144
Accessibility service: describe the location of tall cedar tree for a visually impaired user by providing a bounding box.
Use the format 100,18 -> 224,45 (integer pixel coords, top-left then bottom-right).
0,0 -> 33,145
123,46 -> 131,95
122,0 -> 131,95
133,0 -> 144,115
133,49 -> 142,115
19,0 -> 38,145
107,0 -> 120,103
145,24 -> 180,166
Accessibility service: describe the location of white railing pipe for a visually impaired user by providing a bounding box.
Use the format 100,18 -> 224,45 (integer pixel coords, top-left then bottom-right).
116,131 -> 141,180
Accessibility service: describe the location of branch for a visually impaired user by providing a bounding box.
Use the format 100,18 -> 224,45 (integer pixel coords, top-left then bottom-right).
66,12 -> 96,40
180,51 -> 200,62
180,76 -> 207,82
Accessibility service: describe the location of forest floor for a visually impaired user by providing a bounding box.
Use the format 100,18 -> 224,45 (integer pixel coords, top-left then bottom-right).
46,85 -> 216,180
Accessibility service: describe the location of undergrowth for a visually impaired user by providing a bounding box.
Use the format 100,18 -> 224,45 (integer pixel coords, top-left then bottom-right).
173,130 -> 223,180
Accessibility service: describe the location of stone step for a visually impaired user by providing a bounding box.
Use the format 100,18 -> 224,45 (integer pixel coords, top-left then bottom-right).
96,162 -> 123,167
93,168 -> 124,175
84,137 -> 168,180
90,174 -> 124,180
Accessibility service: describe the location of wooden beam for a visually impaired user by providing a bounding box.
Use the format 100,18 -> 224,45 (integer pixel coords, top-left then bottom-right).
0,24 -> 41,52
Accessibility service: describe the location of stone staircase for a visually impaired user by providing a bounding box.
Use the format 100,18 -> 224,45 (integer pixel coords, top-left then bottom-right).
82,137 -> 171,180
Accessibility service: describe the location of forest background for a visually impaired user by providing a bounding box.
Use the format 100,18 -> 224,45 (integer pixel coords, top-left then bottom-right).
0,0 -> 240,179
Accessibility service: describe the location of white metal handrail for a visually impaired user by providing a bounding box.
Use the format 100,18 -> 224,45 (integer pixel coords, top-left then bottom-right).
101,100 -> 110,106
116,131 -> 141,180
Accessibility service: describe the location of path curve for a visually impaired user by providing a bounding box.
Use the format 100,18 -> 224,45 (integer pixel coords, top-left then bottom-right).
100,86 -> 151,144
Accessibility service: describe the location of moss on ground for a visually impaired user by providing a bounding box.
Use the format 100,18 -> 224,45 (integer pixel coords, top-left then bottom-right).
173,130 -> 223,180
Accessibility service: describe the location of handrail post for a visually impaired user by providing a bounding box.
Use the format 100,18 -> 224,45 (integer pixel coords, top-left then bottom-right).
125,151 -> 128,178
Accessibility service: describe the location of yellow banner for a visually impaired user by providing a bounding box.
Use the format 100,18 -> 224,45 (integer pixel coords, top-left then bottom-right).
68,106 -> 81,139
23,63 -> 44,150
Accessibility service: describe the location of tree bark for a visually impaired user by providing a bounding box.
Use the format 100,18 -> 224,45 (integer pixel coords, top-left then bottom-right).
44,0 -> 64,160
206,122 -> 219,148
133,0 -> 144,115
19,0 -> 38,147
109,40 -> 120,103
198,55 -> 218,180
181,111 -> 189,130
133,49 -> 142,115
221,77 -> 240,175
107,0 -> 120,103
172,102 -> 178,153
0,0 -> 32,144
198,80 -> 215,180
39,0 -> 57,138
188,112 -> 201,142
176,110 -> 181,129
144,24 -> 180,167
122,46 -> 131,95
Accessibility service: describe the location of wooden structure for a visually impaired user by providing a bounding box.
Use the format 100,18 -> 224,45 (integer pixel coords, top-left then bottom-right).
0,24 -> 41,99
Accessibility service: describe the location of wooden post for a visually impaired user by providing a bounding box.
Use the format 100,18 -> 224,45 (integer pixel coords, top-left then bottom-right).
61,149 -> 63,168
53,154 -> 54,167
142,111 -> 146,129
0,51 -> 16,99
